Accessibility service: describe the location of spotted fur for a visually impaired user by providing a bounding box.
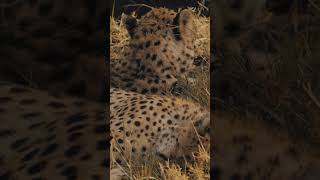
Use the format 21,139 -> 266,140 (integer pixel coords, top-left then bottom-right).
110,88 -> 210,164
0,82 -> 109,179
0,0 -> 107,101
111,8 -> 198,95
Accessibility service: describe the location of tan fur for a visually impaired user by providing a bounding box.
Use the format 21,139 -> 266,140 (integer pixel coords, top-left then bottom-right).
111,8 -> 198,95
110,88 -> 209,163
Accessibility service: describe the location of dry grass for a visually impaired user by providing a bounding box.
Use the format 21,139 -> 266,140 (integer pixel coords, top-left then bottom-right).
110,6 -> 210,180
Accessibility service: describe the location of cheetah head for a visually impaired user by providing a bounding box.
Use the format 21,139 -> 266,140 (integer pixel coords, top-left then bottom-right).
121,8 -> 198,76
212,0 -> 267,42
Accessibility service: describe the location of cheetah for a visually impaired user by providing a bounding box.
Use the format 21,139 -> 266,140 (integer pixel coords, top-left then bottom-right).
110,88 -> 210,164
0,82 -> 109,179
111,8 -> 199,95
2,84 -> 320,179
211,0 -> 282,80
0,82 -> 208,179
0,0 -> 107,101
213,111 -> 320,179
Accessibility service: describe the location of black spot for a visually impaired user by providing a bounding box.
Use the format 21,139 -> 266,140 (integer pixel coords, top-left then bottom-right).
117,139 -> 124,144
145,41 -> 151,48
67,124 -> 87,133
22,112 -> 41,119
28,161 -> 46,175
19,99 -> 37,105
41,143 -> 59,156
157,60 -> 163,66
151,88 -> 158,93
134,121 -> 141,126
56,162 -> 65,169
167,120 -> 172,124
61,166 -> 78,179
65,113 -> 87,126
11,137 -> 29,150
154,40 -> 161,46
48,101 -> 66,109
182,19 -> 187,25
29,122 -> 44,130
0,129 -> 15,137
80,153 -> 92,161
141,89 -> 149,94
22,148 -> 40,162
138,44 -> 143,49
64,145 -> 82,158
68,132 -> 83,142
125,83 -> 133,88
151,54 -> 157,61
142,28 -> 148,35
140,101 -> 147,104
142,146 -> 146,152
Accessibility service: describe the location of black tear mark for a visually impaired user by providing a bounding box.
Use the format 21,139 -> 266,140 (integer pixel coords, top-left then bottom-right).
172,12 -> 182,41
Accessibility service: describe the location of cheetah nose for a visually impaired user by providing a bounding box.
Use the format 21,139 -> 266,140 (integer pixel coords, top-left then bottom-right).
172,81 -> 178,88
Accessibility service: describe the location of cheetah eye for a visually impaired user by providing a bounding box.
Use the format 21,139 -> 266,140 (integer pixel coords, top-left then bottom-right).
121,14 -> 137,37
194,120 -> 203,128
205,127 -> 210,133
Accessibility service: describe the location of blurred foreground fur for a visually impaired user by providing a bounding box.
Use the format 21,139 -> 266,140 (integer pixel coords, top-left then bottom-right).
110,6 -> 210,180
211,0 -> 320,147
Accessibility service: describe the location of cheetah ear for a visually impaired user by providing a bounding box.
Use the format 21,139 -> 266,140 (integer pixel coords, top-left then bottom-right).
121,13 -> 137,37
172,9 -> 196,42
